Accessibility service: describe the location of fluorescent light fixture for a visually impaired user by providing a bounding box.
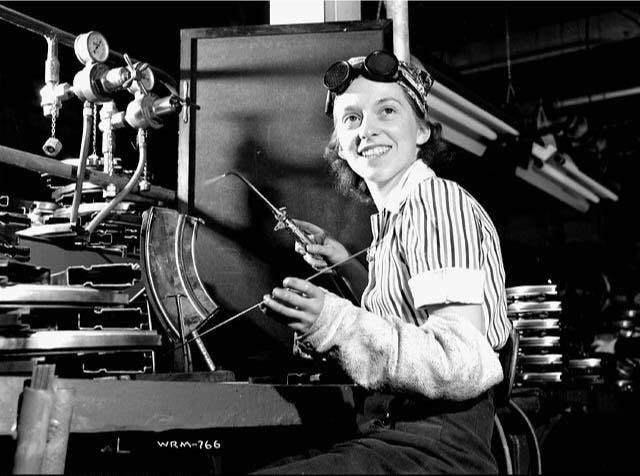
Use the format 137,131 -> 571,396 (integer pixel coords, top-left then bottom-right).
516,159 -> 590,213
424,81 -> 519,157
439,123 -> 487,156
534,160 -> 600,203
430,81 -> 520,136
529,142 -> 599,202
428,94 -> 497,141
531,142 -> 556,162
557,154 -> 619,202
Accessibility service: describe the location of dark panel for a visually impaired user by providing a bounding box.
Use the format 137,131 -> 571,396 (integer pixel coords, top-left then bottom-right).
180,22 -> 389,377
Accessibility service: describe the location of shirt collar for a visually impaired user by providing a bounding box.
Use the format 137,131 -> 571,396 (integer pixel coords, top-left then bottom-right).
382,160 -> 436,214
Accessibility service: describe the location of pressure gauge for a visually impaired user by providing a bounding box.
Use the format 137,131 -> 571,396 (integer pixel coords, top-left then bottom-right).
134,62 -> 155,92
74,31 -> 109,65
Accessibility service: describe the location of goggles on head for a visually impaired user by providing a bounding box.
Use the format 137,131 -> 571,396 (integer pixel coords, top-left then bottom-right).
323,50 -> 433,118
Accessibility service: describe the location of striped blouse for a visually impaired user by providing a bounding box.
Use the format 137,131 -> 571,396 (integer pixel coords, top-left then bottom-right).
362,160 -> 511,350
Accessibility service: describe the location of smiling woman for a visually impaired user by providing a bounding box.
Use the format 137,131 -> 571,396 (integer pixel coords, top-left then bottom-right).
258,50 -> 512,474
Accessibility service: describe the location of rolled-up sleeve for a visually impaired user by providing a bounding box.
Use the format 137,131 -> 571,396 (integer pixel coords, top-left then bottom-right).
403,179 -> 485,307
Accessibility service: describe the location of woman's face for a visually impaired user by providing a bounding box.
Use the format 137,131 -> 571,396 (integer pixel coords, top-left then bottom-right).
333,77 -> 429,190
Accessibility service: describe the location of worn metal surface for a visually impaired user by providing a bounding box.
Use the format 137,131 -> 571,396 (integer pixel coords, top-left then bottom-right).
0,284 -> 129,307
0,377 -> 356,434
141,207 -> 219,342
0,330 -> 161,354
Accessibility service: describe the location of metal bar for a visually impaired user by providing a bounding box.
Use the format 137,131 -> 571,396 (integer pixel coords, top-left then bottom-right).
553,85 -> 640,109
0,4 -> 177,90
0,144 -> 175,203
385,0 -> 410,62
0,284 -> 129,306
0,330 -> 161,352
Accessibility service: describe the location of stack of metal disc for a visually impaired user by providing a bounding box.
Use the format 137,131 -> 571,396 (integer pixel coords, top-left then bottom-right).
507,284 -> 564,387
564,355 -> 615,386
609,308 -> 640,391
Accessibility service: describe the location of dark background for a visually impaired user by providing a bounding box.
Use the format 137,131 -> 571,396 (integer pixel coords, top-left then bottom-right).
2,1 -> 637,303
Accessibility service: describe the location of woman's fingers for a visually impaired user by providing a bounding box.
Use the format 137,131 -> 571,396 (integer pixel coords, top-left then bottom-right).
292,219 -> 327,245
263,293 -> 305,318
282,277 -> 322,297
292,219 -> 323,235
304,253 -> 328,269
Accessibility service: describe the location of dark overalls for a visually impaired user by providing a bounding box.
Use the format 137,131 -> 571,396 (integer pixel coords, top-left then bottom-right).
254,391 -> 497,474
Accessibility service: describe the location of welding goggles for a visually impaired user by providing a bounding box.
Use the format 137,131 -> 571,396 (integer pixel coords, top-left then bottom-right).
323,50 -> 433,118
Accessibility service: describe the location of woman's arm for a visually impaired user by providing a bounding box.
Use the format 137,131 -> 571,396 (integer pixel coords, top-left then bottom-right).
264,279 -> 503,401
303,293 -> 502,401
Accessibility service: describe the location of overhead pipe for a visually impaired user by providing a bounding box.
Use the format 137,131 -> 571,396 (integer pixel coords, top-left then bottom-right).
553,85 -> 640,109
385,0 -> 410,61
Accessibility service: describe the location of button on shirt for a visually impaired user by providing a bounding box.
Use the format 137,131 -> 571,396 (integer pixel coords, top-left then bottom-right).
362,160 -> 510,350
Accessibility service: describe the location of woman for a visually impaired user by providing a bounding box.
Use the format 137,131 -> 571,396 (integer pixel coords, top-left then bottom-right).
260,50 -> 511,474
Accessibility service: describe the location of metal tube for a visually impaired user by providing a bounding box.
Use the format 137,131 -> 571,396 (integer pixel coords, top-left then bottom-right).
553,85 -> 640,109
85,129 -> 148,234
0,144 -> 175,203
69,101 -> 93,224
385,0 -> 410,62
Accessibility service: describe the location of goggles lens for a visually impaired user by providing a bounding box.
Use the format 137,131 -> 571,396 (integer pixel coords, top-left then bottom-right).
323,50 -> 399,94
364,50 -> 398,81
323,61 -> 351,92
323,50 -> 432,118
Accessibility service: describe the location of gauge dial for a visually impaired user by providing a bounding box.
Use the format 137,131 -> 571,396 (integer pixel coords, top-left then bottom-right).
134,62 -> 155,92
74,31 -> 110,64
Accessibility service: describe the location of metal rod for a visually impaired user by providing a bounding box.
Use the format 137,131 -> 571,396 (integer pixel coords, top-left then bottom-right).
191,329 -> 216,371
385,0 -> 410,62
225,171 -> 281,217
553,85 -> 640,109
0,144 -> 175,203
0,4 -> 177,90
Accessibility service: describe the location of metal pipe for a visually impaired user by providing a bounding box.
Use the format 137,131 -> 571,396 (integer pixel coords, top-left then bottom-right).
0,4 -> 177,90
460,44 -> 593,75
385,0 -> 410,62
553,85 -> 640,109
0,144 -> 175,203
85,129 -> 148,234
69,101 -> 93,224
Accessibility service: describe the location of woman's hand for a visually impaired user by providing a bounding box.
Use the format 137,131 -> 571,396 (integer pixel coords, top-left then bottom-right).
293,219 -> 350,269
262,277 -> 325,334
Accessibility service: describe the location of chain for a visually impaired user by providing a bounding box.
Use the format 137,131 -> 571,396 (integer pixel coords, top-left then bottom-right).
505,10 -> 516,104
107,126 -> 114,175
91,103 -> 98,157
50,109 -> 57,138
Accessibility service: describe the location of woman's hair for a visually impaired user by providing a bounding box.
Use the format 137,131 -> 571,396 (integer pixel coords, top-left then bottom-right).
323,109 -> 450,203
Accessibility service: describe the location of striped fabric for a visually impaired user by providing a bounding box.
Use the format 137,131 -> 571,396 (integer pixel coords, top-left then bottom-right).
362,160 -> 511,350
